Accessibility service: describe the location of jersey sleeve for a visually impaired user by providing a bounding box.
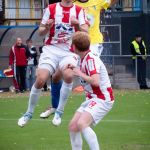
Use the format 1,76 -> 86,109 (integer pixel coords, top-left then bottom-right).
78,8 -> 89,25
86,57 -> 100,76
41,7 -> 50,25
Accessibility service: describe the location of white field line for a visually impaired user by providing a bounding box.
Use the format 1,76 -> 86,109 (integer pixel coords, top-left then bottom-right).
0,118 -> 150,123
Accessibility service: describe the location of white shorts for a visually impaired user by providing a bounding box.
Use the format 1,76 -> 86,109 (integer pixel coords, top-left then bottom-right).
38,45 -> 78,73
77,98 -> 114,126
90,44 -> 103,57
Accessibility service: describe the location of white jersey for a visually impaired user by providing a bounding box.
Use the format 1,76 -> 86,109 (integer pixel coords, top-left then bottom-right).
41,2 -> 88,51
79,51 -> 114,102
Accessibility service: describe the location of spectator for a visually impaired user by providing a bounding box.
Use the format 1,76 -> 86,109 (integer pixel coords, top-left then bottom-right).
9,37 -> 30,92
26,39 -> 37,91
130,34 -> 149,89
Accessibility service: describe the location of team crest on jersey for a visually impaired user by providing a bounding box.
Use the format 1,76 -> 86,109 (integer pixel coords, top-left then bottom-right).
55,23 -> 74,35
88,100 -> 97,109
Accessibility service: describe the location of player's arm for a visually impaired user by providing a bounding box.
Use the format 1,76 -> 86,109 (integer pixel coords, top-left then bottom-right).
38,7 -> 54,36
38,20 -> 54,36
73,67 -> 99,87
71,16 -> 88,32
71,7 -> 89,32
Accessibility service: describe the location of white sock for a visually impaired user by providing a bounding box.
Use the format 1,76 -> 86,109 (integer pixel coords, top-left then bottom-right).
26,85 -> 42,113
70,131 -> 82,150
57,82 -> 73,112
82,127 -> 100,150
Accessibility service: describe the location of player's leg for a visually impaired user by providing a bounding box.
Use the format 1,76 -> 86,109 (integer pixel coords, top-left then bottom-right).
52,54 -> 78,126
77,111 -> 100,150
78,98 -> 114,150
52,68 -> 74,125
18,45 -> 57,127
18,67 -> 52,127
69,111 -> 83,150
40,69 -> 62,118
51,69 -> 62,109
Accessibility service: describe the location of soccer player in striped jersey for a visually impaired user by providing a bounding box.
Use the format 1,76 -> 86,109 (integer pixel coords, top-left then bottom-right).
17,0 -> 88,127
69,31 -> 114,150
40,0 -> 117,120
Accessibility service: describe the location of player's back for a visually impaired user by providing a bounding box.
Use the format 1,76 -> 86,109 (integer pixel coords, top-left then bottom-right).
80,51 -> 113,101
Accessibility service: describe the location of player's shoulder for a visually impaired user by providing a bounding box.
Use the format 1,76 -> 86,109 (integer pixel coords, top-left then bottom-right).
48,2 -> 58,9
86,51 -> 99,61
74,3 -> 84,11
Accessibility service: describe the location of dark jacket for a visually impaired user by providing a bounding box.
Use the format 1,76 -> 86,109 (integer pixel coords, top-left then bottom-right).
28,46 -> 38,66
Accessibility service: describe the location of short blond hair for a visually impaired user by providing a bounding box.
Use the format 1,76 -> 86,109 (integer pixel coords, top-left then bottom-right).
72,31 -> 90,52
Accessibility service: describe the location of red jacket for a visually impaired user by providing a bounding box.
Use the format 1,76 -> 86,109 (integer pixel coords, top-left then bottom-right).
9,44 -> 29,66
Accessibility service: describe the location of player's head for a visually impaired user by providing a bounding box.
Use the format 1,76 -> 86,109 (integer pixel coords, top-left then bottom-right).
72,31 -> 90,53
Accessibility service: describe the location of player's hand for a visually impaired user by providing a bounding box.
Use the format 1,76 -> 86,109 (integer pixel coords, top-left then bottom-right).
63,64 -> 75,71
71,16 -> 80,29
73,67 -> 82,77
45,19 -> 54,29
68,64 -> 75,70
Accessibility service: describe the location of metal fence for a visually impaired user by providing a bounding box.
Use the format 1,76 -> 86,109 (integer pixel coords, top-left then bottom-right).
0,26 -> 150,89
0,55 -> 150,89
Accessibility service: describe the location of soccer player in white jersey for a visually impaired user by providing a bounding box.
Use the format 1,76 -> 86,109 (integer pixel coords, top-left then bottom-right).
17,0 -> 88,127
69,31 -> 114,150
40,0 -> 118,119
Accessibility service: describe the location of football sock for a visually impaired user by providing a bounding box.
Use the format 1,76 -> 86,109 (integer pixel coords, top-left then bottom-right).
51,80 -> 62,109
70,131 -> 82,150
26,85 -> 42,113
82,127 -> 100,150
57,81 -> 73,112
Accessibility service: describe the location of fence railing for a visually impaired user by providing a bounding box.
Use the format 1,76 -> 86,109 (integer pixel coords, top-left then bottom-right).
0,55 -> 150,89
101,55 -> 150,89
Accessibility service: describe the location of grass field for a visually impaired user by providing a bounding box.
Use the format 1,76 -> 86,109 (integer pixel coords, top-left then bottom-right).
0,90 -> 150,150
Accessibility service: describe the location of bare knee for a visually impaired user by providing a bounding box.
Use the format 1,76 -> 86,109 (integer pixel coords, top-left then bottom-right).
69,121 -> 79,132
35,69 -> 50,89
62,68 -> 74,83
77,120 -> 89,131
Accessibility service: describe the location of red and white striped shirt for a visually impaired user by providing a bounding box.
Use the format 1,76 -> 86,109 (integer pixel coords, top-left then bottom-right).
79,51 -> 114,102
41,2 -> 88,51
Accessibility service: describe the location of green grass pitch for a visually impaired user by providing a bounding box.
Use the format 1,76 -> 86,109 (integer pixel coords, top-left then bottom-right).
0,90 -> 150,150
